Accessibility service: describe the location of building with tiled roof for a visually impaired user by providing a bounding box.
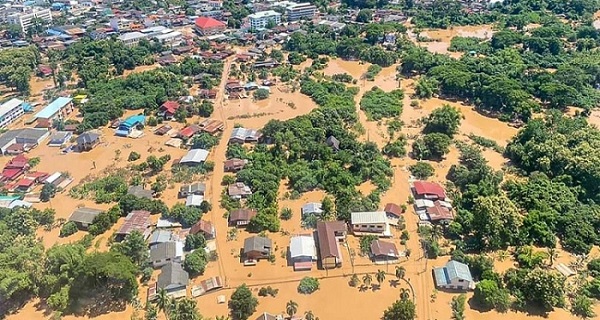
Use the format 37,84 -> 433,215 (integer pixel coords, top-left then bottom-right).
194,17 -> 226,35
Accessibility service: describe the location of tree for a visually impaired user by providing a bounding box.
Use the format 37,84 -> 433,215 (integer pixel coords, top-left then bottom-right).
155,289 -> 170,318
253,88 -> 270,100
198,100 -> 214,117
280,207 -> 293,220
111,230 -> 149,267
422,104 -> 462,137
128,151 -> 141,162
412,133 -> 452,160
286,300 -> 298,318
298,277 -> 320,294
59,221 -> 78,237
471,195 -> 522,250
350,274 -> 360,287
40,183 -> 57,202
185,233 -> 206,251
383,297 -> 416,320
304,310 -> 316,320
356,9 -> 372,22
451,294 -> 466,320
247,210 -> 280,232
183,249 -> 208,277
376,269 -> 386,286
145,303 -> 158,320
172,298 -> 202,320
571,295 -> 595,319
362,273 -> 373,288
229,284 -> 258,320
395,266 -> 406,280
473,279 -> 511,312
408,162 -> 435,179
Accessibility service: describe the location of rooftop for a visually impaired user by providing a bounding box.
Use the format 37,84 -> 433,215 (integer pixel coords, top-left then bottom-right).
433,260 -> 473,286
35,97 -> 72,119
351,211 -> 387,224
289,235 -> 317,259
116,210 -> 151,236
157,262 -> 189,290
69,207 -> 103,225
195,16 -> 226,29
249,10 -> 282,19
180,149 -> 209,164
412,181 -> 446,199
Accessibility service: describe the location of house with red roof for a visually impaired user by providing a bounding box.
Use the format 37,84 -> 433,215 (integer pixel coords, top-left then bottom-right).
411,181 -> 447,201
194,17 -> 226,36
15,178 -> 35,192
1,154 -> 30,182
159,101 -> 181,120
177,125 -> 201,140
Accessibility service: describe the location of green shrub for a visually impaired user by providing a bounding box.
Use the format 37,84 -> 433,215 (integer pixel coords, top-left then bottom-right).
298,277 -> 320,294
59,221 -> 78,237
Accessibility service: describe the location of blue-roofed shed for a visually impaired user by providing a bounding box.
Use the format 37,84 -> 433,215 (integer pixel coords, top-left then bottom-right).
35,97 -> 73,120
433,260 -> 474,290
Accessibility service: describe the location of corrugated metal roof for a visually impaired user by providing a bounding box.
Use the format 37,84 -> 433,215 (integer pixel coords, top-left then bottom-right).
351,211 -> 387,224
289,235 -> 316,259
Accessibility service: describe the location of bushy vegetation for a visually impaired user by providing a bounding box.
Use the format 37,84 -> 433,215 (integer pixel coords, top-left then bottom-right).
360,87 -> 404,120
297,277 -> 320,294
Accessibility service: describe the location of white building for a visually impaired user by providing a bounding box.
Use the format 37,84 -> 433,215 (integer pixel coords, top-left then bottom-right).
118,31 -> 148,47
0,98 -> 24,128
350,211 -> 391,237
286,2 -> 317,21
7,8 -> 52,33
289,235 -> 317,271
248,10 -> 281,29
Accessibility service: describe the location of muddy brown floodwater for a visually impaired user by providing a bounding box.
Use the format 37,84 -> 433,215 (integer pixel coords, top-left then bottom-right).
9,51 -> 599,320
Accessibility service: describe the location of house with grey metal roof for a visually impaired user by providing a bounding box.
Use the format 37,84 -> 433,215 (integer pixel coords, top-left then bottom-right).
157,262 -> 189,298
128,185 -> 153,199
350,211 -> 391,237
149,229 -> 177,246
433,260 -> 474,290
0,128 -> 50,154
179,149 -> 209,165
149,241 -> 184,268
68,207 -> 103,230
185,194 -> 204,207
229,127 -> 261,144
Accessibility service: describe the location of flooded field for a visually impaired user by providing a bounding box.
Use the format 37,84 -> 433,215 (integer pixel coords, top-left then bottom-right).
409,25 -> 495,57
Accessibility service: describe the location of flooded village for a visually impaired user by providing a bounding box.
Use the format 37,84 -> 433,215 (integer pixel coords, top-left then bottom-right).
0,1 -> 600,320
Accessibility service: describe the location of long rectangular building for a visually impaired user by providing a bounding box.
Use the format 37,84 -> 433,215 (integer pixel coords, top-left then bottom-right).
0,98 -> 24,128
286,2 -> 317,21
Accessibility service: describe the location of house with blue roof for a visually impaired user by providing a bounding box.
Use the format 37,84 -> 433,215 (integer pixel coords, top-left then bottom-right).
116,115 -> 145,137
35,97 -> 74,123
433,260 -> 474,290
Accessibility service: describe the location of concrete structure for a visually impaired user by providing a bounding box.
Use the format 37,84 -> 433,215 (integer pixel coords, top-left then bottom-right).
301,202 -> 323,217
0,98 -> 24,128
316,221 -> 346,269
289,235 -> 317,271
157,262 -> 189,298
118,31 -> 148,47
433,260 -> 474,290
350,211 -> 391,236
35,97 -> 74,123
7,8 -> 52,33
68,207 -> 103,230
286,2 -> 317,21
249,10 -> 281,29
194,16 -> 226,35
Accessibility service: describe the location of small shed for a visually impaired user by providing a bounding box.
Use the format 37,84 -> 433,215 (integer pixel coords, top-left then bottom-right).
191,276 -> 223,297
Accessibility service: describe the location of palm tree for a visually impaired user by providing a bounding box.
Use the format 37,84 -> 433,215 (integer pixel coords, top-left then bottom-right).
286,300 -> 298,318
395,266 -> 406,280
496,250 -> 509,262
304,310 -> 316,320
548,247 -> 558,266
215,317 -> 231,320
376,269 -> 386,286
400,288 -> 411,301
349,273 -> 360,287
167,297 -> 178,320
155,289 -> 169,317
431,225 -> 443,242
362,273 -> 373,287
